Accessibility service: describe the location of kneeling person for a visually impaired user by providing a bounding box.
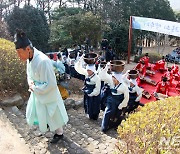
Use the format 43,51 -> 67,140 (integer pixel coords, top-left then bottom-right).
154,77 -> 169,100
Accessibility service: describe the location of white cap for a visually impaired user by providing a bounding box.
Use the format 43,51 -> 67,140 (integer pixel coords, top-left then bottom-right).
86,64 -> 96,72
112,72 -> 122,82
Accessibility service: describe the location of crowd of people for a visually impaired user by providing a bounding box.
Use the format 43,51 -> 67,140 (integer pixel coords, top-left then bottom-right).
14,29 -> 179,145
134,53 -> 180,99
48,44 -> 145,133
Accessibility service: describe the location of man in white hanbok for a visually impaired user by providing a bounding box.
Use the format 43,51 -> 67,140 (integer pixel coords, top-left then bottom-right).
14,29 -> 68,144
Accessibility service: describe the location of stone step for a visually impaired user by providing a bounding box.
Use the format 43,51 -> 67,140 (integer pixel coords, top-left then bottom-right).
64,107 -> 118,154
3,105 -> 119,154
3,106 -> 88,154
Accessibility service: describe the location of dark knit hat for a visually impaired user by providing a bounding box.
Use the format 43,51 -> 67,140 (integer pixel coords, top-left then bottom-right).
14,29 -> 31,49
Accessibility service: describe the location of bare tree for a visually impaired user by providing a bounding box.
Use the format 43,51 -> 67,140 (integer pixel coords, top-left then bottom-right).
0,0 -> 14,20
9,0 -> 23,7
58,0 -> 68,8
25,0 -> 31,5
34,0 -> 61,24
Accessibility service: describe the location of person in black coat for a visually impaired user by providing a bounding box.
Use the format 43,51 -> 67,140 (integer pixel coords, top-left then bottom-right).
105,46 -> 114,62
101,38 -> 109,50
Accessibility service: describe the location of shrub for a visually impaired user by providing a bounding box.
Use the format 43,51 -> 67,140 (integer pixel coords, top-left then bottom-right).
0,38 -> 27,96
116,96 -> 180,154
134,53 -> 162,63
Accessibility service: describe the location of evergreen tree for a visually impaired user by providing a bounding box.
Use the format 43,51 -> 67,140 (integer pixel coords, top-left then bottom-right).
6,5 -> 50,52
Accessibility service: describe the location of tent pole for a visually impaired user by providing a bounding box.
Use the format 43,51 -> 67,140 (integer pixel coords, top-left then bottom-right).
127,16 -> 133,64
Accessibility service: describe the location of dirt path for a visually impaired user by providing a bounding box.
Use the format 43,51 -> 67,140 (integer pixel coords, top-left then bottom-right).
0,108 -> 31,154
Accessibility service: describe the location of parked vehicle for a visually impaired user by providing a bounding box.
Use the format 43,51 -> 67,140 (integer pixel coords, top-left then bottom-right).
165,47 -> 180,63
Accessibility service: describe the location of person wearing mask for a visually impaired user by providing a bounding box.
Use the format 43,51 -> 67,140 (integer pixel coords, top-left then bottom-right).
154,56 -> 166,72
125,70 -> 143,114
154,77 -> 169,100
105,46 -> 114,62
176,81 -> 180,92
56,53 -> 69,100
99,63 -> 129,132
171,62 -> 179,80
56,53 -> 65,75
163,67 -> 174,86
62,48 -> 68,57
135,60 -> 146,78
96,62 -> 110,111
101,38 -> 109,51
140,53 -> 150,68
62,55 -> 70,75
49,53 -> 57,69
14,29 -> 68,144
68,50 -> 79,78
75,56 -> 101,120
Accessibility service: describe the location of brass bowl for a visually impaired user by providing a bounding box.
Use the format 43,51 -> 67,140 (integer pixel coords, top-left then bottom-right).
110,60 -> 125,72
128,70 -> 139,79
100,61 -> 107,68
84,53 -> 98,64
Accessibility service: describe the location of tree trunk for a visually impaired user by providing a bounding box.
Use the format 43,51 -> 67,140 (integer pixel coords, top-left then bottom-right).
13,0 -> 16,7
47,0 -> 51,24
0,0 -> 3,21
28,0 -> 30,5
17,0 -> 20,6
42,1 -> 45,12
59,0 -> 62,8
0,8 -> 2,21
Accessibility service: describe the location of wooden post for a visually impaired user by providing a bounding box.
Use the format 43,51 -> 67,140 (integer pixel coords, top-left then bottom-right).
127,16 -> 133,64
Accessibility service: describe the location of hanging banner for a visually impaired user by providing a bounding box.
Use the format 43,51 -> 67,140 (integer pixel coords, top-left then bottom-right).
132,16 -> 180,37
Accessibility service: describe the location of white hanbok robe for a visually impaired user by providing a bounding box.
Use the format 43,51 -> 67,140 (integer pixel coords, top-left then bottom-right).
26,48 -> 68,132
74,59 -> 101,96
126,79 -> 142,102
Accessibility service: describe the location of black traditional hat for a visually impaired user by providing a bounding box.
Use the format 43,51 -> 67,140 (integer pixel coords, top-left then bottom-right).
145,53 -> 149,56
162,76 -> 168,82
14,29 -> 31,49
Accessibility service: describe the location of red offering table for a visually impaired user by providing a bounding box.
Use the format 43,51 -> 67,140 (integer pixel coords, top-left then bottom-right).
139,65 -> 180,104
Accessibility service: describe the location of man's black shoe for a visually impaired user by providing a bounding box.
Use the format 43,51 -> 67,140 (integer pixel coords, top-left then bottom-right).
50,134 -> 63,144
